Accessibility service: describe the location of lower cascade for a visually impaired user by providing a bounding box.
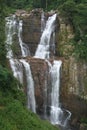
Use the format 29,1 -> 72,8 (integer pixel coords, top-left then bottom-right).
5,11 -> 71,129
50,60 -> 63,125
20,59 -> 36,113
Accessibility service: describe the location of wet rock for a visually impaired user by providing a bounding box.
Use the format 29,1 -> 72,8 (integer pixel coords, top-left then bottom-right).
26,57 -> 50,115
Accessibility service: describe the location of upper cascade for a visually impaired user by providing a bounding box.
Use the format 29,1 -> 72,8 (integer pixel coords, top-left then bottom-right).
34,14 -> 57,59
5,15 -> 23,84
5,15 -> 16,59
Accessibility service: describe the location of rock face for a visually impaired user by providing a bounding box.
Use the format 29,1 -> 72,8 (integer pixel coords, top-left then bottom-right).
27,57 -> 50,115
22,9 -> 42,55
61,58 -> 87,117
58,16 -> 87,125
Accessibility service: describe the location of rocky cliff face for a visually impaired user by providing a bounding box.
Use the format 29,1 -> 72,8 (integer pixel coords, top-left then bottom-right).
58,16 -> 87,126
22,9 -> 42,56
61,58 -> 87,117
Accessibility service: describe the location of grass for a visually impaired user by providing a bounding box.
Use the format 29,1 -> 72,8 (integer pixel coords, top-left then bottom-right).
0,100 -> 59,130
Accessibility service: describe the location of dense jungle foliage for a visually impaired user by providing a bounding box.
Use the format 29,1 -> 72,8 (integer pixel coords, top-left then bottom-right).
0,0 -> 87,129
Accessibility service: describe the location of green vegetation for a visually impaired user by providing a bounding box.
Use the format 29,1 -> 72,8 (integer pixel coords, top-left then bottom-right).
0,65 -> 26,106
80,118 -> 87,129
0,66 -> 59,130
0,100 -> 59,130
0,0 -> 7,66
59,0 -> 87,60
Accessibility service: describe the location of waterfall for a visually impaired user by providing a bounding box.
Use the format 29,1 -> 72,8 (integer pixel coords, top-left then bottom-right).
35,14 -> 57,59
34,13 -> 71,127
5,12 -> 71,128
18,20 -> 30,57
34,13 -> 64,124
41,11 -> 45,32
5,15 -> 23,84
9,58 -> 23,84
5,15 -> 16,59
5,15 -> 36,112
50,60 -> 63,125
20,59 -> 36,113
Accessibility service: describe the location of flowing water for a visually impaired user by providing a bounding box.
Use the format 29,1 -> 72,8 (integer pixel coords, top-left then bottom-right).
5,15 -> 36,112
5,12 -> 71,128
41,11 -> 46,32
20,59 -> 36,113
50,60 -> 63,125
18,20 -> 30,57
34,13 -> 71,127
35,14 -> 57,59
5,15 -> 23,84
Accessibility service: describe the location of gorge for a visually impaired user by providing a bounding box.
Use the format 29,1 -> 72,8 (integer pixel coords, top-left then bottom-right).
5,9 -> 87,130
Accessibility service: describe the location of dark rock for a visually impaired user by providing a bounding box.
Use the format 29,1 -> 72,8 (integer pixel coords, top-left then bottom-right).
26,57 -> 50,115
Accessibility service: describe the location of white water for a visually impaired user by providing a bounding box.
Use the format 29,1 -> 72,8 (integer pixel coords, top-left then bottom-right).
20,59 -> 36,113
51,32 -> 55,56
50,60 -> 63,125
5,15 -> 36,112
5,15 -> 16,59
5,15 -> 23,84
9,58 -> 23,84
35,14 -> 57,59
18,20 -> 30,57
5,13 -> 71,127
34,13 -> 71,126
34,13 -> 64,124
41,11 -> 45,32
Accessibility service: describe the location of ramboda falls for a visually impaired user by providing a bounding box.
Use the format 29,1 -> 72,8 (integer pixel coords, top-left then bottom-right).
5,9 -> 87,130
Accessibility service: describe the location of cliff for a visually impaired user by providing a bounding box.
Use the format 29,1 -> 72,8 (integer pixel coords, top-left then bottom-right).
57,15 -> 87,127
